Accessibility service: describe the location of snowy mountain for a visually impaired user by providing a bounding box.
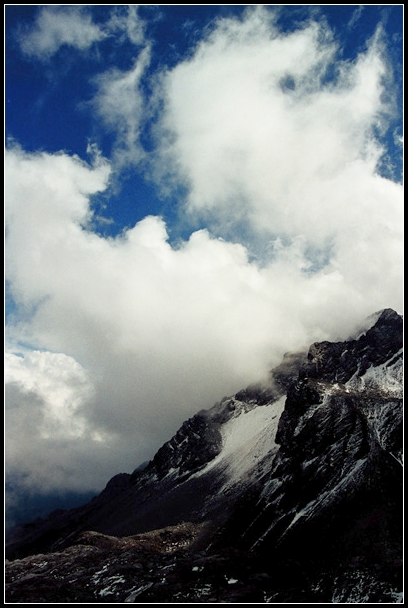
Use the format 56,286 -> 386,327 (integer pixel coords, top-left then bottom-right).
5,309 -> 403,603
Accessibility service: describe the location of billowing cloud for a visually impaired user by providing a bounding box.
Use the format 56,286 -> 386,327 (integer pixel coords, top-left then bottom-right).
155,9 -> 396,239
152,7 -> 402,307
5,7 -> 402,513
5,351 -> 93,441
5,141 -> 401,495
18,6 -> 107,59
4,354 -> 125,527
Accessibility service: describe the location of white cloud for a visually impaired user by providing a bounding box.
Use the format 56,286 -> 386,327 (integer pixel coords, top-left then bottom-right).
18,6 -> 107,58
16,4 -> 147,69
105,5 -> 146,46
5,350 -> 114,497
5,351 -> 93,440
155,10 -> 394,245
151,7 -> 402,304
348,6 -> 364,29
91,47 -> 151,168
5,141 -> 401,499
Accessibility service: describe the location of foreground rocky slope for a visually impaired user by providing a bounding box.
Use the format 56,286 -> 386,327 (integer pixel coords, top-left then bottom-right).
5,309 -> 403,603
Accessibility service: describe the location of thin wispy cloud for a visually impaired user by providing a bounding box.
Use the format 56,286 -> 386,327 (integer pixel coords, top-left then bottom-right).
105,5 -> 146,46
91,46 -> 151,168
17,6 -> 107,59
5,5 -> 403,523
348,5 -> 364,29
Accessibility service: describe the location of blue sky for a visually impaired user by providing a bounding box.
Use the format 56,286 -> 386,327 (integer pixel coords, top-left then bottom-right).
5,5 -> 403,525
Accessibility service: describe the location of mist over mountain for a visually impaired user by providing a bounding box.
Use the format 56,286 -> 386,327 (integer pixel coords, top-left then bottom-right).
6,308 -> 403,603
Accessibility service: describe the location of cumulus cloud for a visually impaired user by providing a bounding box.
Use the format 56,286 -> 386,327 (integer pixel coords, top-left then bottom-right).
5,144 -> 401,496
152,7 -> 402,303
18,6 -> 107,58
5,351 -> 93,440
5,8 -> 402,510
5,350 -> 137,532
155,9 -> 395,240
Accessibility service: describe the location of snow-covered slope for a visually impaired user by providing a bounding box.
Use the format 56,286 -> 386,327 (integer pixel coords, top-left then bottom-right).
203,396 -> 285,481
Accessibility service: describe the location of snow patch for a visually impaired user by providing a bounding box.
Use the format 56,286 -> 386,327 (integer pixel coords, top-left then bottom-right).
195,396 -> 286,488
98,575 -> 126,596
346,350 -> 402,396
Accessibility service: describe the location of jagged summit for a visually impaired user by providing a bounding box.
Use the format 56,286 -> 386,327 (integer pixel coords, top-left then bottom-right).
306,307 -> 402,384
6,309 -> 403,603
349,307 -> 402,340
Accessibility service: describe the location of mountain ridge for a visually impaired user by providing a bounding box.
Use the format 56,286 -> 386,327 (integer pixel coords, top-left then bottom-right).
5,308 -> 403,603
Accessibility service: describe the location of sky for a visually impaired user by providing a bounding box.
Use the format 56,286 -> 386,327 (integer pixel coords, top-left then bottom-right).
5,5 -> 403,526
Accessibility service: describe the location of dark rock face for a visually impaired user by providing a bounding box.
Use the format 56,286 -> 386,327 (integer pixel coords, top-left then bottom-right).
303,308 -> 402,383
5,309 -> 403,603
212,309 -> 403,601
151,414 -> 223,479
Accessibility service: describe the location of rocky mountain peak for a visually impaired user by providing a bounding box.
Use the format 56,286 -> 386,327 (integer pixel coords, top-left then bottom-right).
303,307 -> 402,384
150,414 -> 223,480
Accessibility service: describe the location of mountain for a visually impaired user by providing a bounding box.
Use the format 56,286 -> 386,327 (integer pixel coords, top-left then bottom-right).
5,309 -> 403,603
